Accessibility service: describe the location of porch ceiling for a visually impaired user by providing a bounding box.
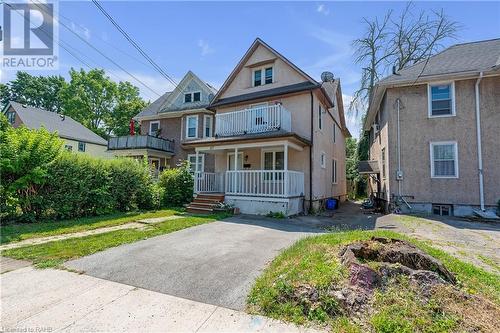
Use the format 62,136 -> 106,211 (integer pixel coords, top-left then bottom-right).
182,132 -> 310,152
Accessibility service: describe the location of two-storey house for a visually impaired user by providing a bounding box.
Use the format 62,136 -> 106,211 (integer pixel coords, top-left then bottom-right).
108,71 -> 217,174
184,38 -> 350,215
361,39 -> 500,217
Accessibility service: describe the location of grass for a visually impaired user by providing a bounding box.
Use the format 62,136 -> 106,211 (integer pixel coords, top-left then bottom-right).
1,212 -> 229,268
0,209 -> 183,245
247,230 -> 500,332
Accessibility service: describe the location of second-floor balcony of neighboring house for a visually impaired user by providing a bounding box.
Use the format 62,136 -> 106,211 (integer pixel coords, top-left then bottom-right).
108,135 -> 175,154
215,104 -> 291,137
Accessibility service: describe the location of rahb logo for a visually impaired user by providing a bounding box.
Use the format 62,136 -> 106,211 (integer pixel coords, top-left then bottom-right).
1,0 -> 59,70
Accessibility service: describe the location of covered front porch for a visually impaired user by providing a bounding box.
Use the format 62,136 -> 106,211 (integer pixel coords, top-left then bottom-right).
190,137 -> 309,215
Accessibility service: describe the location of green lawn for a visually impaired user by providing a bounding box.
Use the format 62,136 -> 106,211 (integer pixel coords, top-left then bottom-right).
248,230 -> 500,332
0,209 -> 183,245
2,213 -> 228,268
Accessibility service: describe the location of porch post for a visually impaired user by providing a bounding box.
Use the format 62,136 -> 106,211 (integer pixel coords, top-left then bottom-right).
234,147 -> 238,193
195,149 -> 199,193
284,143 -> 289,197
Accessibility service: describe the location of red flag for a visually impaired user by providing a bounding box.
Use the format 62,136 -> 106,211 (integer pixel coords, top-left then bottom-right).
129,119 -> 135,135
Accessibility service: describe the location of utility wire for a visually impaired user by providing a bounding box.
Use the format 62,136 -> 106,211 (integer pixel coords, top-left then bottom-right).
30,0 -> 162,97
91,0 -> 177,87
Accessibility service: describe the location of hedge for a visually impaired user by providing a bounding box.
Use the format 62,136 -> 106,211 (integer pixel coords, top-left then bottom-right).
158,160 -> 194,207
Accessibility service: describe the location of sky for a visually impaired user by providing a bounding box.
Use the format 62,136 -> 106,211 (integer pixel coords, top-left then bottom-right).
1,1 -> 499,137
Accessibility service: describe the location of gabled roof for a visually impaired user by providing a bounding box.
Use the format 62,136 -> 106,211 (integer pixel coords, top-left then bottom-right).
211,38 -> 318,103
363,38 -> 500,131
6,101 -> 107,145
134,71 -> 217,120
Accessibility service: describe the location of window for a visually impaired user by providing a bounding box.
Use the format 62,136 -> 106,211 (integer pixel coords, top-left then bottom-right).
227,152 -> 243,170
64,144 -> 73,151
264,67 -> 273,84
428,82 -> 455,117
253,69 -> 262,86
203,115 -> 213,138
430,141 -> 458,178
332,159 -> 337,184
193,92 -> 201,102
186,115 -> 198,139
320,152 -> 326,168
184,93 -> 192,103
381,148 -> 386,179
318,105 -> 323,130
333,123 -> 336,143
263,150 -> 284,180
433,204 -> 452,216
253,66 -> 273,87
149,121 -> 160,136
187,154 -> 204,173
7,111 -> 15,124
78,142 -> 86,152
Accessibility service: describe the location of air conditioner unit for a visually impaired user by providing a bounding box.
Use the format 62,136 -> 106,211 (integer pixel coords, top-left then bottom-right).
372,124 -> 380,133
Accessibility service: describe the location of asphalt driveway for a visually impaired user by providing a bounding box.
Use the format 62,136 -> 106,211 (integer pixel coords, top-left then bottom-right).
65,216 -> 321,310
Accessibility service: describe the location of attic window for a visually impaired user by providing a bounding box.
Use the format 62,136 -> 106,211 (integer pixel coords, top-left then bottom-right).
184,92 -> 201,103
7,111 -> 15,124
253,67 -> 273,87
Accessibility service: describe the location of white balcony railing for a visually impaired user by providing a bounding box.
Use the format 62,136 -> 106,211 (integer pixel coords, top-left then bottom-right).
215,105 -> 291,137
194,170 -> 304,198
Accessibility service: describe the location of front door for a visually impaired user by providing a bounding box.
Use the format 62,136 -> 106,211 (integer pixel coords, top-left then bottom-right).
227,152 -> 243,170
263,150 -> 284,181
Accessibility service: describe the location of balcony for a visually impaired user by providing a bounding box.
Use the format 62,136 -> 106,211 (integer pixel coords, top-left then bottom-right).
215,104 -> 291,137
108,135 -> 174,153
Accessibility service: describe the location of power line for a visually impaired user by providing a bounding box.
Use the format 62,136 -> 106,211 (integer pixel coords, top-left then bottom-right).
91,0 -> 177,87
30,0 -> 162,97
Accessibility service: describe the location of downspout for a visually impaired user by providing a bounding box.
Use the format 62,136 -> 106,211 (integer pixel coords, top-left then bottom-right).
396,98 -> 401,197
309,90 -> 314,213
475,72 -> 485,211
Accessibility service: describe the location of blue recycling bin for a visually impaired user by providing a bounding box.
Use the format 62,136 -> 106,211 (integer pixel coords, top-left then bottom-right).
326,198 -> 338,210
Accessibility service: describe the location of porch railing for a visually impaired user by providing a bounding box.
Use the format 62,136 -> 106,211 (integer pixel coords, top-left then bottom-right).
222,170 -> 304,197
215,104 -> 291,137
194,172 -> 224,193
108,135 -> 174,153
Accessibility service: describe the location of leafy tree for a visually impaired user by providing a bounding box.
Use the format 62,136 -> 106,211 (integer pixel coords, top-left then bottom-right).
158,161 -> 194,207
0,72 -> 67,113
61,68 -> 117,138
107,81 -> 147,136
0,121 -> 63,221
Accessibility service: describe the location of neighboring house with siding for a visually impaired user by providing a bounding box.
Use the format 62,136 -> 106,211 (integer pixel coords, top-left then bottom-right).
3,101 -> 110,158
184,38 -> 350,215
108,71 -> 217,174
361,38 -> 500,217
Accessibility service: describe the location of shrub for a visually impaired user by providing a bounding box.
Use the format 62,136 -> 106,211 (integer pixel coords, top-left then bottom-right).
158,161 -> 193,207
0,119 -> 63,222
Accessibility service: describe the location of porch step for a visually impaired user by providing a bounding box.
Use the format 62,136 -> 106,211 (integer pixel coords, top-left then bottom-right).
186,193 -> 225,214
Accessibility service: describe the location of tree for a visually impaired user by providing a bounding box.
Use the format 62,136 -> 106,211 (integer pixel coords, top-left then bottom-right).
107,81 -> 147,136
61,68 -> 117,139
350,3 -> 460,117
0,72 -> 67,113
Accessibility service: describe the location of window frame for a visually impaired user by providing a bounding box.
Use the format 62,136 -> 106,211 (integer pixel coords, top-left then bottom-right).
428,81 -> 456,118
227,152 -> 244,170
332,159 -> 338,184
78,141 -> 86,152
320,151 -> 326,169
184,91 -> 202,103
7,111 -> 16,124
149,120 -> 160,136
185,115 -> 199,139
203,114 -> 213,138
193,91 -> 201,102
187,154 -> 205,173
260,148 -> 285,170
430,141 -> 459,179
381,147 -> 386,179
252,65 -> 274,87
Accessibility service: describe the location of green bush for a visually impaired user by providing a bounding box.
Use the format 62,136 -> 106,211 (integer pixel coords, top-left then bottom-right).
0,117 -> 63,222
1,120 -> 159,222
158,161 -> 193,207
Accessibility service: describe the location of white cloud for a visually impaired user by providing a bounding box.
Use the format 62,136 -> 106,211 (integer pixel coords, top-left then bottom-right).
342,93 -> 365,139
198,39 -> 215,56
316,4 -> 330,16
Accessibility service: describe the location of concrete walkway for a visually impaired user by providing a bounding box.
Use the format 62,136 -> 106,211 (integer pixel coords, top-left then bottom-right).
0,215 -> 184,251
1,266 -> 322,333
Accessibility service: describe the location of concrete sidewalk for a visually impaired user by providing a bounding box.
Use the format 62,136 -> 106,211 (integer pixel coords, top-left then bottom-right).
1,267 -> 322,333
